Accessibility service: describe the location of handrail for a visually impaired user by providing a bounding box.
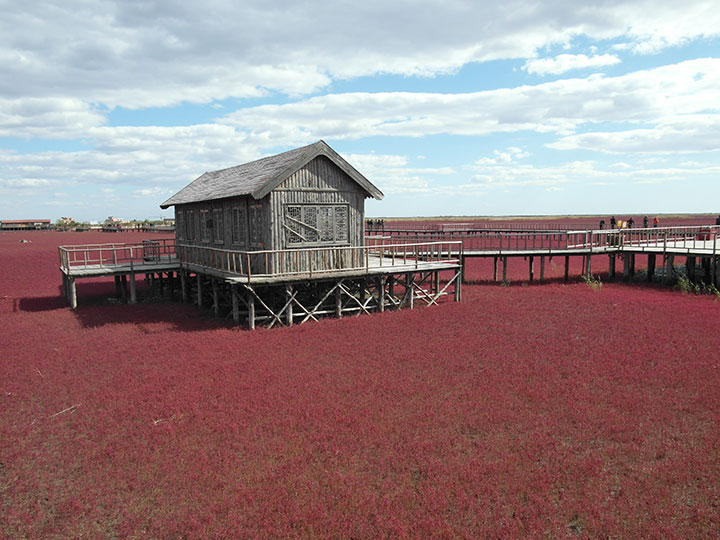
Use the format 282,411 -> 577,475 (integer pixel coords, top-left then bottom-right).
176,241 -> 463,283
376,226 -> 719,254
59,240 -> 177,272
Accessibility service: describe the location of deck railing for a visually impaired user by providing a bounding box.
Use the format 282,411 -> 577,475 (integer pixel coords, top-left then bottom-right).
177,241 -> 463,282
380,226 -> 719,254
58,239 -> 176,272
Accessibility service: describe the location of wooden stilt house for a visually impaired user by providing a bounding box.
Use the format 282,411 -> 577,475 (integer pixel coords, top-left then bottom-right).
160,140 -> 384,276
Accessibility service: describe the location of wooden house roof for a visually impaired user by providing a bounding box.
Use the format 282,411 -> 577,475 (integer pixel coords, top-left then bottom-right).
160,140 -> 383,209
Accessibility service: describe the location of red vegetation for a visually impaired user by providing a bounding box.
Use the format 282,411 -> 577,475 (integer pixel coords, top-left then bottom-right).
2,230 -> 720,538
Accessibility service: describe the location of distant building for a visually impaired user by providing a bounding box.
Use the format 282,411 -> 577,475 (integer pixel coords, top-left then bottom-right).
0,219 -> 51,231
103,216 -> 124,229
59,217 -> 75,226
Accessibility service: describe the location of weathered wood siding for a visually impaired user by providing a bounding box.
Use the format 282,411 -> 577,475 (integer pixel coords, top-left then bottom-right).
175,196 -> 271,250
270,156 -> 366,272
174,156 -> 369,275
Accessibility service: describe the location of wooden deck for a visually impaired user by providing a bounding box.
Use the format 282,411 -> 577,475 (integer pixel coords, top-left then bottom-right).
58,240 -> 462,312
375,226 -> 720,283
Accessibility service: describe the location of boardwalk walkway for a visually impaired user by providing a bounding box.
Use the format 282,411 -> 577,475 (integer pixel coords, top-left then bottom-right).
375,226 -> 720,283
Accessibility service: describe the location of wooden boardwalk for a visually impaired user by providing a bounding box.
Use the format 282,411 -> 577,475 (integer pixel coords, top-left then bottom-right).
59,240 -> 463,324
58,226 -> 719,322
375,226 -> 720,283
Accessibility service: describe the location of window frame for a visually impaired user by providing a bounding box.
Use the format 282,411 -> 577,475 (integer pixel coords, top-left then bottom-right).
199,209 -> 210,243
212,208 -> 224,244
231,205 -> 247,247
186,210 -> 195,240
284,203 -> 350,247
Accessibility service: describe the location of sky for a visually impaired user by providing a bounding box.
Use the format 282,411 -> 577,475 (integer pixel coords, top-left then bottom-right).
1,0 -> 719,222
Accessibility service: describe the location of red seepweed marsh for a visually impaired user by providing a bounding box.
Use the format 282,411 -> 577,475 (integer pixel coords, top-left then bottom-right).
1,228 -> 719,538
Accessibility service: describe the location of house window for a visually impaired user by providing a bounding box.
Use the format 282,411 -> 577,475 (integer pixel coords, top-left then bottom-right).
200,209 -> 210,243
213,208 -> 224,243
231,206 -> 246,245
176,210 -> 184,240
284,204 -> 349,246
186,210 -> 194,240
249,205 -> 263,246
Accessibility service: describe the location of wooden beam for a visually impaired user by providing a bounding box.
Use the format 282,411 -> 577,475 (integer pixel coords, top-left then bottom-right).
129,272 -> 137,304
539,256 -> 545,282
687,256 -> 696,282
407,273 -> 415,309
120,275 -> 128,303
664,254 -> 675,283
212,279 -> 219,316
454,269 -> 462,302
181,272 -> 188,303
623,254 -> 631,279
647,254 -> 655,282
197,274 -> 203,308
378,277 -> 386,312
69,278 -> 77,310
231,286 -> 240,324
335,284 -> 342,318
247,287 -> 255,329
285,284 -> 294,326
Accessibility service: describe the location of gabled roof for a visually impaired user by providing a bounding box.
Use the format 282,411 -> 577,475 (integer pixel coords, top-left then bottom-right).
160,140 -> 383,209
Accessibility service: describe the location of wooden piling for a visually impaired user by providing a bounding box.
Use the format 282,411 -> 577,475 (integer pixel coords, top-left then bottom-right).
378,277 -> 386,312
247,288 -> 255,330
69,278 -> 77,310
231,286 -> 240,324
129,272 -> 137,304
212,279 -> 219,316
664,254 -> 675,283
285,284 -> 293,326
647,254 -> 656,282
335,285 -> 342,318
181,272 -> 188,303
120,275 -> 128,303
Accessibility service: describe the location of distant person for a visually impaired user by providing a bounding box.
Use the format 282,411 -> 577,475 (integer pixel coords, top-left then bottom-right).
643,216 -> 649,228
599,219 -> 605,230
610,216 -> 616,229
627,217 -> 634,228
653,217 -> 659,228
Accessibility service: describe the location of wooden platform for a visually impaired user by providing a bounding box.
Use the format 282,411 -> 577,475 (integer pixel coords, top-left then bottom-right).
376,226 -> 720,283
58,240 -> 463,320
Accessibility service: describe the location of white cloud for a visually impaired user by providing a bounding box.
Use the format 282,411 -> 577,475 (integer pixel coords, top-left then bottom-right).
1,1 -> 718,109
220,58 -> 720,146
341,153 -> 454,194
0,97 -> 105,139
523,53 -> 621,76
548,114 -> 720,153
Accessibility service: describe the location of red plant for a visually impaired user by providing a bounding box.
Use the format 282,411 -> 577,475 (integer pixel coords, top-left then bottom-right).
1,228 -> 719,538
